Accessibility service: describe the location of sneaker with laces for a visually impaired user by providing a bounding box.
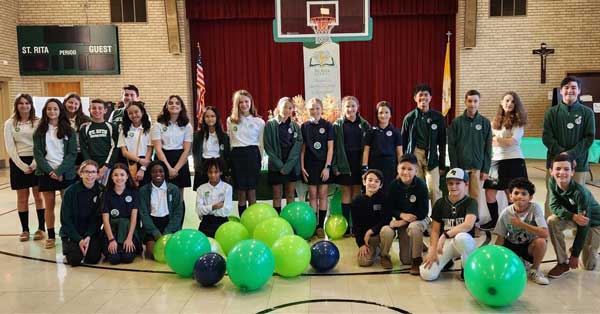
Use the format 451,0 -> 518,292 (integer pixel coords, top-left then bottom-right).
19,231 -> 30,242
44,238 -> 56,249
380,255 -> 393,270
529,269 -> 550,285
548,263 -> 570,279
33,230 -> 45,241
410,257 -> 422,275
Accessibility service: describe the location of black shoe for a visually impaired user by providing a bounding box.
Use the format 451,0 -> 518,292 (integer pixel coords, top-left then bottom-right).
459,268 -> 464,281
443,259 -> 454,271
479,221 -> 496,231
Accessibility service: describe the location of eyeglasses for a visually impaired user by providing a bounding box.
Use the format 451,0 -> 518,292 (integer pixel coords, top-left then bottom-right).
82,170 -> 97,175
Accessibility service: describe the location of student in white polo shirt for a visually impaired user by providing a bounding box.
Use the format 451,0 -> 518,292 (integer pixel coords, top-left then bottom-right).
118,101 -> 153,187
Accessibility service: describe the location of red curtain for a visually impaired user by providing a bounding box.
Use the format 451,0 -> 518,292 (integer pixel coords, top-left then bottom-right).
188,0 -> 457,127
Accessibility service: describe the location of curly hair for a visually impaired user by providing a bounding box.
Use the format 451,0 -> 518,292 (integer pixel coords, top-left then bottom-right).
491,91 -> 527,130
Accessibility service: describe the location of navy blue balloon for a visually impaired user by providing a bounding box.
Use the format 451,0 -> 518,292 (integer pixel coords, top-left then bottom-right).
193,253 -> 226,286
310,240 -> 340,272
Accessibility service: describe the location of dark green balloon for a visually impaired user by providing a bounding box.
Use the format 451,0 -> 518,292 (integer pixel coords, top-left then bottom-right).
280,202 -> 317,239
226,240 -> 274,292
153,234 -> 172,263
165,229 -> 211,277
464,245 -> 526,307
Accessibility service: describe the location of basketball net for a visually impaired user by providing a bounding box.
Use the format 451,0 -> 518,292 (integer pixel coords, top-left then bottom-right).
310,16 -> 336,44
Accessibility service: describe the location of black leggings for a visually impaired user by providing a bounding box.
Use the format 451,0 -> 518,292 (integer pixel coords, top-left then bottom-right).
62,236 -> 102,267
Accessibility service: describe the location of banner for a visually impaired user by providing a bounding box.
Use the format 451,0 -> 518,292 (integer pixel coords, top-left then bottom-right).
303,42 -> 341,106
442,40 -> 452,116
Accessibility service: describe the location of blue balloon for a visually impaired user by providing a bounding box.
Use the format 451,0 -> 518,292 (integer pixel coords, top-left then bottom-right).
193,253 -> 226,287
310,240 -> 339,272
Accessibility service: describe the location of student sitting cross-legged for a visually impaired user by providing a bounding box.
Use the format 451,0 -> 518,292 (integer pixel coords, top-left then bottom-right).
493,177 -> 549,285
351,169 -> 389,268
138,160 -> 183,260
420,168 -> 478,281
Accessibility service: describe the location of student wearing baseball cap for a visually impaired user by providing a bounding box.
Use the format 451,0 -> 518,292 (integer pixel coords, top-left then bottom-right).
420,168 -> 478,281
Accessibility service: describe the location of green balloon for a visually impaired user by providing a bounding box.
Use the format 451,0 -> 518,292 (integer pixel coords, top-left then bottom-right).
240,203 -> 278,235
280,202 -> 317,239
215,221 -> 250,255
253,217 -> 294,247
226,240 -> 274,291
165,229 -> 211,277
272,235 -> 311,277
207,237 -> 225,256
152,234 -> 172,263
329,188 -> 342,215
465,245 -> 527,307
325,215 -> 348,240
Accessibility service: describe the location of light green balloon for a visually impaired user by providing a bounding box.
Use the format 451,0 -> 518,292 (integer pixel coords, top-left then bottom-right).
465,245 -> 526,307
324,215 -> 348,240
152,234 -> 172,263
240,203 -> 278,235
215,221 -> 250,255
253,217 -> 294,247
207,237 -> 225,256
164,229 -> 211,277
226,240 -> 274,291
272,235 -> 311,277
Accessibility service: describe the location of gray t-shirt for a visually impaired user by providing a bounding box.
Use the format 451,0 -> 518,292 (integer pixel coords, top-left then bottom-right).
493,202 -> 547,244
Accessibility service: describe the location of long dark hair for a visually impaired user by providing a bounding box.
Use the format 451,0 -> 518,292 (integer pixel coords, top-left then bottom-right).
106,163 -> 135,191
64,92 -> 90,129
34,98 -> 73,140
492,91 -> 527,130
200,106 -> 226,140
121,101 -> 151,135
157,95 -> 189,127
11,93 -> 37,127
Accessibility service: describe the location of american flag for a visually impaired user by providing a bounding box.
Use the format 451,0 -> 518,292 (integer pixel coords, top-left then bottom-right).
195,46 -> 206,121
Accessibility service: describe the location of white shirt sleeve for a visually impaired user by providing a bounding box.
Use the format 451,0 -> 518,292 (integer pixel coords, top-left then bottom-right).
512,127 -> 524,145
213,183 -> 233,217
150,123 -> 162,141
117,130 -> 126,148
195,186 -> 213,216
184,124 -> 193,143
4,120 -> 29,172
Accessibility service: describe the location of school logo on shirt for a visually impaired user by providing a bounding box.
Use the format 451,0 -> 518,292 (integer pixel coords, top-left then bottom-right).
475,124 -> 482,131
575,116 -> 582,125
319,128 -> 325,134
314,142 -> 322,150
373,204 -> 382,211
93,196 -> 97,203
288,128 -> 293,134
128,131 -> 135,138
204,191 -> 210,198
219,144 -> 224,150
431,124 -> 438,130
125,195 -> 133,203
293,132 -> 298,138
567,123 -> 574,129
110,209 -> 120,217
427,118 -> 432,123
233,126 -> 238,132
162,126 -> 168,132
409,195 -> 417,203
386,130 -> 393,137
15,127 -> 20,132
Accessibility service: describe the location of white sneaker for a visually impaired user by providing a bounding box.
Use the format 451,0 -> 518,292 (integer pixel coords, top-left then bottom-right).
521,258 -> 532,271
529,269 -> 550,285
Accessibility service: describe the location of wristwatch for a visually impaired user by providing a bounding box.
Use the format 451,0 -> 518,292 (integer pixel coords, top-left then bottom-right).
325,164 -> 331,169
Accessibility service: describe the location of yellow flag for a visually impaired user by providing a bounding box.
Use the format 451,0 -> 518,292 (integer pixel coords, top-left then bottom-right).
442,41 -> 452,116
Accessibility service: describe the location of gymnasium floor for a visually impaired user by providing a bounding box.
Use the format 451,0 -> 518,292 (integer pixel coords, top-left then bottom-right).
0,160 -> 599,314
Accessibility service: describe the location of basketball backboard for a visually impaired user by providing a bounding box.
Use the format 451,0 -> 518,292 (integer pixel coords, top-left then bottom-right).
274,0 -> 372,43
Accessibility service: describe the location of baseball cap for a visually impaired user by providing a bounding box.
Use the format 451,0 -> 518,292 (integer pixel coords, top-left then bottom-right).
446,168 -> 468,182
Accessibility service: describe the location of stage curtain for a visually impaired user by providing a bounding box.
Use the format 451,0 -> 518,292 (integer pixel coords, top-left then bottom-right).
188,0 -> 456,126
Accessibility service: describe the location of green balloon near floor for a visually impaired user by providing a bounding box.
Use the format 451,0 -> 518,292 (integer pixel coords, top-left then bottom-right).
280,202 -> 317,239
253,217 -> 294,247
207,237 -> 225,256
329,188 -> 342,215
240,203 -> 278,235
152,233 -> 172,264
272,235 -> 311,277
226,239 -> 274,292
324,215 -> 348,240
215,221 -> 250,256
464,245 -> 527,307
165,229 -> 211,277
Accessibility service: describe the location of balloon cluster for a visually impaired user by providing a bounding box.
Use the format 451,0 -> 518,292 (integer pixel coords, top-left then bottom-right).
154,202 -> 341,292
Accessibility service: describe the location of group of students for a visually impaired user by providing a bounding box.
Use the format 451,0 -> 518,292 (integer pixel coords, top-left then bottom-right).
5,77 -> 599,284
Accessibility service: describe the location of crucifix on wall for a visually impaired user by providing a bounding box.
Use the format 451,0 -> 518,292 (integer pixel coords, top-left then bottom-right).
532,43 -> 555,84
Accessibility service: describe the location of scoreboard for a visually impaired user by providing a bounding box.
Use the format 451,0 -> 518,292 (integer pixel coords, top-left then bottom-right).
17,25 -> 120,76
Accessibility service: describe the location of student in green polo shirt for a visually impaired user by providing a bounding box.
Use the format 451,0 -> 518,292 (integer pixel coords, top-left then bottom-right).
401,84 -> 446,205
547,154 -> 600,279
542,76 -> 595,216
448,89 -> 492,213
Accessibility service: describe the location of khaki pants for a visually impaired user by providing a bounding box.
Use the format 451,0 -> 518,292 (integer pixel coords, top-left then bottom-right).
547,215 -> 600,270
357,227 -> 395,267
466,169 -> 482,210
544,170 -> 586,217
396,220 -> 429,264
414,148 -> 441,205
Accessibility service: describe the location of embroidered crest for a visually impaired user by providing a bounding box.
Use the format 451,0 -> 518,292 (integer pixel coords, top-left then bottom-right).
409,195 -> 417,203
386,130 -> 393,137
293,132 -> 298,138
567,123 -> 574,130
93,196 -> 97,203
575,116 -> 582,125
233,126 -> 238,132
314,142 -> 322,150
125,195 -> 133,203
319,128 -> 325,134
288,128 -> 293,134
427,118 -> 432,123
219,144 -> 224,150
373,204 -> 382,211
475,124 -> 482,131
15,127 -> 20,132
110,209 -> 119,217
431,124 -> 438,130
162,126 -> 168,132
128,131 -> 135,138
